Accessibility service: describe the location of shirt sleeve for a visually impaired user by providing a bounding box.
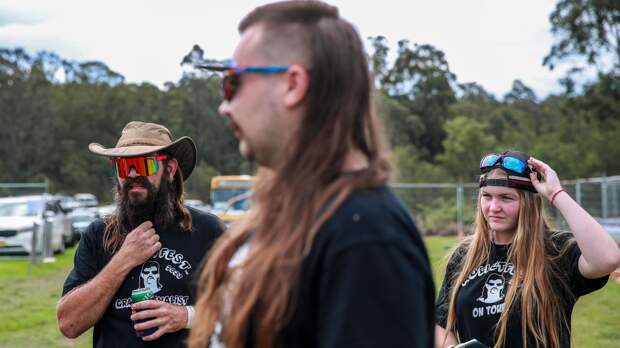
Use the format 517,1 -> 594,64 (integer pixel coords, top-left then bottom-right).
210,216 -> 226,243
435,246 -> 464,329
317,241 -> 434,348
192,209 -> 226,248
187,212 -> 227,301
62,221 -> 104,296
561,239 -> 609,297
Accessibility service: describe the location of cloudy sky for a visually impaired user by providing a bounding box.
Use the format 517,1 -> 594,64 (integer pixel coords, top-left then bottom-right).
1,0 -> 574,98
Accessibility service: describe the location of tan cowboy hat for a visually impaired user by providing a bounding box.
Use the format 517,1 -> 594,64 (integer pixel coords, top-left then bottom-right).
89,121 -> 197,180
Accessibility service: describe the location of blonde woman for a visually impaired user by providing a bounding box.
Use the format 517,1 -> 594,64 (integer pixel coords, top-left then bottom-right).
435,151 -> 620,348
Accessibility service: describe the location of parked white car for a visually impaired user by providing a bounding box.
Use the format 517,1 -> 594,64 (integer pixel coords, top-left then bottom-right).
69,208 -> 98,239
74,193 -> 98,208
97,204 -> 116,218
0,195 -> 70,256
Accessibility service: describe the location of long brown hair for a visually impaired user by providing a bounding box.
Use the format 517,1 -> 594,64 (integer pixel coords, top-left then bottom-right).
444,169 -> 572,348
102,161 -> 192,254
189,1 -> 391,347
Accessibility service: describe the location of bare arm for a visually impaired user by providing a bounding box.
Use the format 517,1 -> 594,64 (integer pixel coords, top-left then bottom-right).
435,325 -> 458,348
56,221 -> 161,338
57,253 -> 135,338
529,158 -> 620,278
553,191 -> 620,278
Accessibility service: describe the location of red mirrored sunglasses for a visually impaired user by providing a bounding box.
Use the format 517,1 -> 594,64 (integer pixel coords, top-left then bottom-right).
110,155 -> 167,178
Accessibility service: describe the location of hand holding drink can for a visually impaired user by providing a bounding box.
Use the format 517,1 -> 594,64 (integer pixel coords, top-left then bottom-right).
131,288 -> 158,337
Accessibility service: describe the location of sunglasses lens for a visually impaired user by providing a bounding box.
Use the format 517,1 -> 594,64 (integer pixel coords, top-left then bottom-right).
502,156 -> 526,174
113,158 -> 129,178
222,71 -> 240,101
146,157 -> 159,174
480,154 -> 500,168
112,157 -> 161,178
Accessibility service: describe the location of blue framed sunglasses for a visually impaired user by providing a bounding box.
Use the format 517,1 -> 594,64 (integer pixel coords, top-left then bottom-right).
479,151 -> 531,176
196,61 -> 289,101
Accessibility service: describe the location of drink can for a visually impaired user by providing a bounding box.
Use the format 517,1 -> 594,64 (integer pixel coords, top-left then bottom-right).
131,288 -> 153,303
131,288 -> 157,337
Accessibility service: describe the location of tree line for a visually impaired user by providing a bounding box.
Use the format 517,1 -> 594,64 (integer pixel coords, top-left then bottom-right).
0,0 -> 618,203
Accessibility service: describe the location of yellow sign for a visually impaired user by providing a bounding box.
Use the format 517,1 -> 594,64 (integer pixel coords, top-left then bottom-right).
0,240 -> 6,247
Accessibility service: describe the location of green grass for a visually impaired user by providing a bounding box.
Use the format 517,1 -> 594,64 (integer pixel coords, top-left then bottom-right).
0,248 -> 91,348
425,236 -> 620,348
0,238 -> 618,347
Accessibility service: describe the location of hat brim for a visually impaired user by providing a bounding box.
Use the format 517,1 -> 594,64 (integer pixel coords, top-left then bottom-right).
89,136 -> 197,181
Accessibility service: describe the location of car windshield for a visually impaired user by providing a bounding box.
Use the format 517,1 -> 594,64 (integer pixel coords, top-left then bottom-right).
212,189 -> 250,204
213,202 -> 229,210
0,200 -> 44,217
230,197 -> 250,210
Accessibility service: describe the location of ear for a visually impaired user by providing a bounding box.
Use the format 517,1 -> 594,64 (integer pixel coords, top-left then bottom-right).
166,158 -> 179,181
283,64 -> 310,107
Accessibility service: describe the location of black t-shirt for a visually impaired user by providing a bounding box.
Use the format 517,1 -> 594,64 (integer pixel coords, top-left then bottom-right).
210,186 -> 435,348
435,231 -> 609,347
62,207 -> 224,348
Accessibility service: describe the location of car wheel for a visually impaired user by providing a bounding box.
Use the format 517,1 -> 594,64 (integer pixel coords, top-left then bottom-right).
65,231 -> 77,247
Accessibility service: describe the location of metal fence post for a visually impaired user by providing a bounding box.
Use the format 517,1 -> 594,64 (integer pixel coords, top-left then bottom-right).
609,178 -> 619,218
42,218 -> 52,259
29,222 -> 39,269
456,183 -> 464,237
602,176 -> 609,219
575,180 -> 582,206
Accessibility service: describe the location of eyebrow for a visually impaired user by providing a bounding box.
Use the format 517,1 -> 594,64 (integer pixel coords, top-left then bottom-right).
481,190 -> 518,199
500,193 -> 518,198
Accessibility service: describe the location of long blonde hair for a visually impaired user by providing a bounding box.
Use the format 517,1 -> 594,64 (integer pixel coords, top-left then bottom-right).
444,169 -> 573,348
188,2 -> 391,347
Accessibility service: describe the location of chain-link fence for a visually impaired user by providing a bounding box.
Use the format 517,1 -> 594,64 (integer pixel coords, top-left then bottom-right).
553,176 -> 620,241
392,183 -> 477,236
391,175 -> 620,237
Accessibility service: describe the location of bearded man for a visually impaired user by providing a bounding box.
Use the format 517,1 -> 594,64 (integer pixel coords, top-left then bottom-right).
57,121 -> 224,347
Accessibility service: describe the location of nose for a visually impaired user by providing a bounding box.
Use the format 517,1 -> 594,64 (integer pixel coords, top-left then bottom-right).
127,167 -> 139,178
489,198 -> 502,212
218,101 -> 232,118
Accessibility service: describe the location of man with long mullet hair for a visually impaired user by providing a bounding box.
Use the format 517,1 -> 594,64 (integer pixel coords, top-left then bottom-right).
57,121 -> 224,347
435,151 -> 620,348
191,1 -> 435,347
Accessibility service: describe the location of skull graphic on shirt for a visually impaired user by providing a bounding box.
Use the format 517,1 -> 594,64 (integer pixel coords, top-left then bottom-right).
139,261 -> 163,294
477,273 -> 505,304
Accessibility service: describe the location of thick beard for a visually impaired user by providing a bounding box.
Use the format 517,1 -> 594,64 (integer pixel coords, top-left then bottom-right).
115,171 -> 178,232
